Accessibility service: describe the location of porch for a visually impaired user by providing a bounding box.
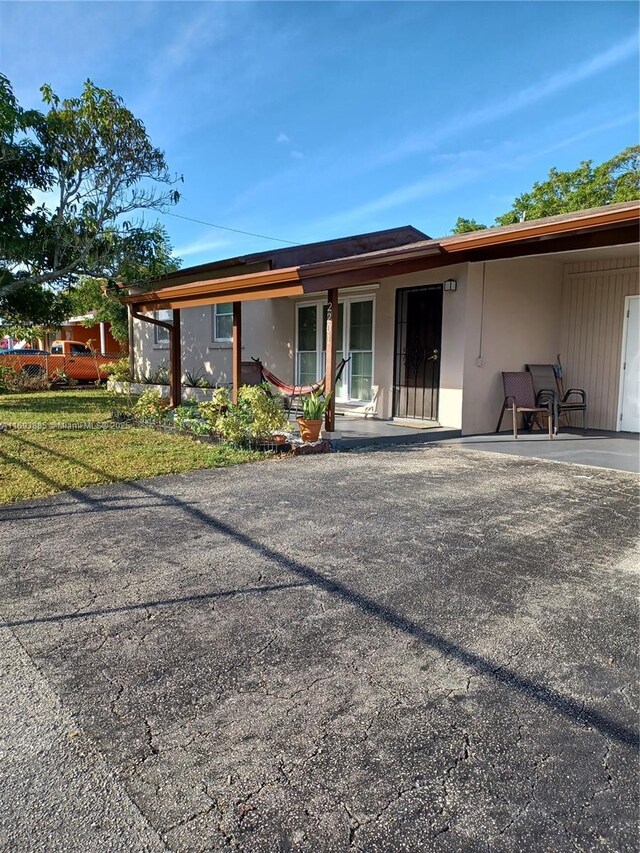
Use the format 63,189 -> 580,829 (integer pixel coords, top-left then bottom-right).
329,417 -> 639,473
122,202 -> 639,441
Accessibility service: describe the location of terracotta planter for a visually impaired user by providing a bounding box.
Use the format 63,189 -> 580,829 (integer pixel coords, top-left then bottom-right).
297,418 -> 323,443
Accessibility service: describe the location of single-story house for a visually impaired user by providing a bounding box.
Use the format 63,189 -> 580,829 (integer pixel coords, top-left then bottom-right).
123,201 -> 639,436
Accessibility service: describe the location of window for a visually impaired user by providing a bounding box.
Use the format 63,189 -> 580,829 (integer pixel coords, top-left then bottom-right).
212,303 -> 233,342
154,310 -> 171,346
296,297 -> 374,402
70,343 -> 90,355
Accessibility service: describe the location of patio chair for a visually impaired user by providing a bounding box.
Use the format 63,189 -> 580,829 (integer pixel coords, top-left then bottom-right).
526,363 -> 587,434
241,360 -> 263,387
496,371 -> 554,439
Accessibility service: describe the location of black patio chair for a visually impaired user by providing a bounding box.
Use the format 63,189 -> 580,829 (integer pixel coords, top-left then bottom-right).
526,363 -> 587,434
496,371 -> 554,439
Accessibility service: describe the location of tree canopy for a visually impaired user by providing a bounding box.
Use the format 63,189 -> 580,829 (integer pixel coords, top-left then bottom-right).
0,75 -> 181,337
451,145 -> 640,234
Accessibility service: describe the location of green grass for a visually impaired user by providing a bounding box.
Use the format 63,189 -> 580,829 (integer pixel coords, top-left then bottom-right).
0,389 -> 117,424
0,390 -> 265,503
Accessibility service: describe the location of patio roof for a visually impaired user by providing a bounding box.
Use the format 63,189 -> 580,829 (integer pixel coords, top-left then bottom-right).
122,201 -> 640,311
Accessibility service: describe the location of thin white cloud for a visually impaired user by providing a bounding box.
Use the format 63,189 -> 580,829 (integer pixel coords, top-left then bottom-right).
291,150 -> 304,160
313,110 -> 638,232
173,235 -> 230,259
372,33 -> 639,168
277,132 -> 291,144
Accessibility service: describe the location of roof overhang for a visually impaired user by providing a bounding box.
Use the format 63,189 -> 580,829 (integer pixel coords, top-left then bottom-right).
121,202 -> 639,312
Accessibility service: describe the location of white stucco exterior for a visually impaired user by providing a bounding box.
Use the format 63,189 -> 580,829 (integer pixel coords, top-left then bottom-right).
132,247 -> 639,435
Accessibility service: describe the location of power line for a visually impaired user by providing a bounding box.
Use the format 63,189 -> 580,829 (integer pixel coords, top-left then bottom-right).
162,210 -> 299,246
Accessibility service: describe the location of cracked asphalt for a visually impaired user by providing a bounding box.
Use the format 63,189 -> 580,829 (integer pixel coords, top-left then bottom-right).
0,445 -> 638,852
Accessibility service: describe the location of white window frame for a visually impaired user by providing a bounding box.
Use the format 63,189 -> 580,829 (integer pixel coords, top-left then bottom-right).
212,303 -> 233,343
153,310 -> 171,346
295,295 -> 375,403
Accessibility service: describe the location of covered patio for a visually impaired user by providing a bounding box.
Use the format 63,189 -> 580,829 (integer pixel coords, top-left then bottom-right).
328,418 -> 638,474
121,202 -> 640,441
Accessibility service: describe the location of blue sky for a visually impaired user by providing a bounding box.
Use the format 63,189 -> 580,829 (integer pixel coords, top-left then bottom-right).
1,1 -> 638,266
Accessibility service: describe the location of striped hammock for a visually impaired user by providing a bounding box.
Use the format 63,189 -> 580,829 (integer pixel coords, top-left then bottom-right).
252,357 -> 349,398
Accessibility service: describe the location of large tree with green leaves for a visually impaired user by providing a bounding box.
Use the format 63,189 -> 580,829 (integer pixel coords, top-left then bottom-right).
0,75 -> 181,328
451,145 -> 640,233
68,225 -> 180,343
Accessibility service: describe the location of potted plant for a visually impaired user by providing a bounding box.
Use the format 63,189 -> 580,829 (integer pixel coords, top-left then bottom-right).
297,393 -> 330,443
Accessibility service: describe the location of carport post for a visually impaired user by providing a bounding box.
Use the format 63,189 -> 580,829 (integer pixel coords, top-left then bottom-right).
232,301 -> 242,405
169,309 -> 182,408
324,287 -> 338,433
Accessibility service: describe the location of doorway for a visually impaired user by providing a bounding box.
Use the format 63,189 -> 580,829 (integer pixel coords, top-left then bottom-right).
393,284 -> 443,421
619,295 -> 639,432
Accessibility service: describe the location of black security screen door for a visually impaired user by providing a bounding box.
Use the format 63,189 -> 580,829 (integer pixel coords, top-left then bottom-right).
393,284 -> 443,420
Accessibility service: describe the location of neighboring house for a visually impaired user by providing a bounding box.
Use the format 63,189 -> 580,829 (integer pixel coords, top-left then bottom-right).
127,202 -> 640,435
1,317 -> 122,355
56,315 -> 122,355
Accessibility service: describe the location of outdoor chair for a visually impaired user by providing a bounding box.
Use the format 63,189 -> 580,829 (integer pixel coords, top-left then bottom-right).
241,360 -> 263,387
526,363 -> 587,434
496,371 -> 554,439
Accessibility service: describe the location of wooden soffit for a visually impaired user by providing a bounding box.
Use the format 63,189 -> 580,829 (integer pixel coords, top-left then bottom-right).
122,267 -> 304,311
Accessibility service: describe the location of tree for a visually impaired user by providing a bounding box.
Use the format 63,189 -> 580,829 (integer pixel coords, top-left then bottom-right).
497,146 -> 640,225
451,145 -> 639,233
451,217 -> 488,234
67,225 -> 181,344
0,76 -> 181,298
0,281 -> 71,340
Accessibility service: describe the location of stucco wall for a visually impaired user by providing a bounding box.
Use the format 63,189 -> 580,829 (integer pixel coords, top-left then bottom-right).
461,257 -> 564,435
372,263 -> 468,425
132,298 -> 294,385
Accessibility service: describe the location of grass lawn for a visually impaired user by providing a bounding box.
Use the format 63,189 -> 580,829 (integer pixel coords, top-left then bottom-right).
0,389 -> 116,424
0,390 -> 265,504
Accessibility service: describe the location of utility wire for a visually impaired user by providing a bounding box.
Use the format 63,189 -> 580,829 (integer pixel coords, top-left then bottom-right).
163,210 -> 300,246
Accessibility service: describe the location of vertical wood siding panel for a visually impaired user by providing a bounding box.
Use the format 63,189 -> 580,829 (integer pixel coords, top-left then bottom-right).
560,258 -> 639,431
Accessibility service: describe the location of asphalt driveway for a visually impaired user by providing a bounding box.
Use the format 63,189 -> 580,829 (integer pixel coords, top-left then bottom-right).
0,446 -> 638,852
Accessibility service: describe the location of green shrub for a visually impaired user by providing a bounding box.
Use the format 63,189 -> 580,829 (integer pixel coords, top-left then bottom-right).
216,384 -> 286,444
199,387 -> 231,430
0,367 -> 53,393
106,358 -> 132,382
133,388 -> 169,422
151,363 -> 170,385
172,401 -> 201,432
0,366 -> 14,393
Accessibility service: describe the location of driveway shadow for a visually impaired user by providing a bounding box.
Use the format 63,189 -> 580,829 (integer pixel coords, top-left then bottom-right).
2,434 -> 638,751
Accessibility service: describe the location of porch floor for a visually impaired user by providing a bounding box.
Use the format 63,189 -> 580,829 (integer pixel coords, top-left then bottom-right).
439,429 -> 640,475
330,419 -> 639,474
330,415 -> 461,449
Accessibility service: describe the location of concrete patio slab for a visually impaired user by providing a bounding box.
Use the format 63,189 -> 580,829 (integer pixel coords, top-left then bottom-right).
440,430 -> 640,474
0,446 -> 638,852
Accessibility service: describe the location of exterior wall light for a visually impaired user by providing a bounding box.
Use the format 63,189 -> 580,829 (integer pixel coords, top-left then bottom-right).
444,278 -> 458,292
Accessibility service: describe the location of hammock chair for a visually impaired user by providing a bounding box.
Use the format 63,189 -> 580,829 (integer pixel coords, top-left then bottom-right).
252,356 -> 350,416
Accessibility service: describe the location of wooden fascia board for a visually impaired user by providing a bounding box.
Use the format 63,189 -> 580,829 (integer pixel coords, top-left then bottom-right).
122,267 -> 301,310
133,281 -> 304,312
300,253 -> 456,292
440,206 -> 640,253
456,222 -> 640,263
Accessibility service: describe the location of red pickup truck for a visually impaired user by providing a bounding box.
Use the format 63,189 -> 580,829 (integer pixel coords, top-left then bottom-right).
0,340 -> 116,382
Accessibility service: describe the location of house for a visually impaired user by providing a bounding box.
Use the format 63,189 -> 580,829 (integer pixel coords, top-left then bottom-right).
124,201 -> 640,436
55,315 -> 122,355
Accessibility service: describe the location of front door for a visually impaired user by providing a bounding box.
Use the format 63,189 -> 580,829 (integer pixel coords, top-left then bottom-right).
619,295 -> 639,432
393,284 -> 443,420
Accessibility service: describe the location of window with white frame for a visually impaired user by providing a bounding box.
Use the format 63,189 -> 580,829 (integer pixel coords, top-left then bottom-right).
296,296 -> 374,402
153,310 -> 171,345
212,303 -> 233,342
